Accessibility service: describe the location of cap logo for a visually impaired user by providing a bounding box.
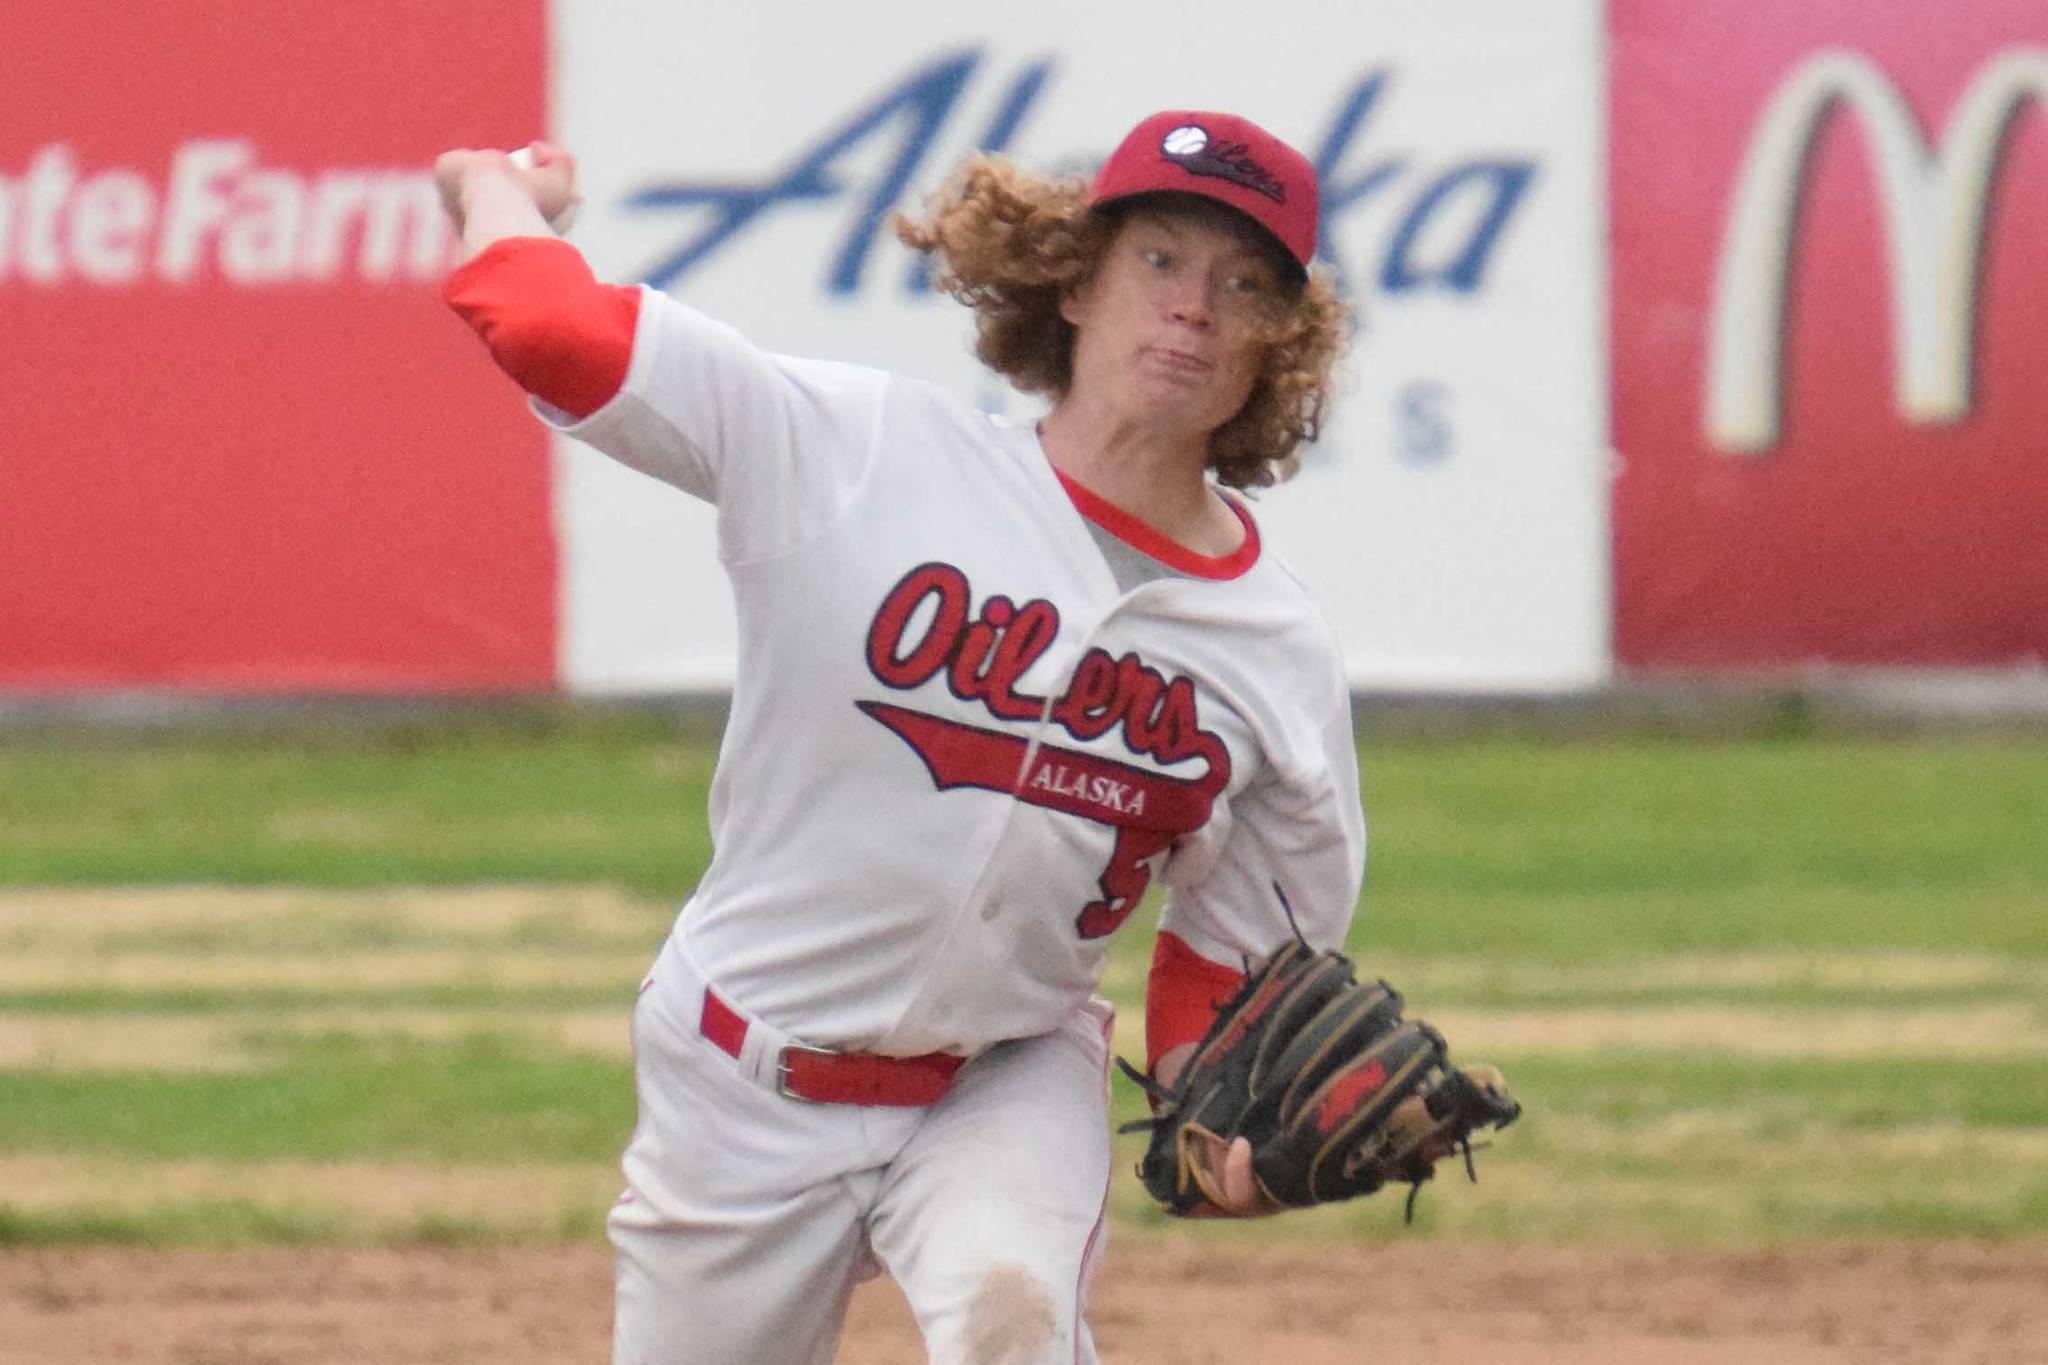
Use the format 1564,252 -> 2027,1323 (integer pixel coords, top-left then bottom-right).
1157,123 -> 1287,204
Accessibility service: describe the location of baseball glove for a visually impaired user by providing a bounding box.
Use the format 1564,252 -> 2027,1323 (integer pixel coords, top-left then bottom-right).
1119,922 -> 1521,1220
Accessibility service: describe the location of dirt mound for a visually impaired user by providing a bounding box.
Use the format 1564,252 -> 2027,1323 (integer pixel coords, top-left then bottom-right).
5,1238 -> 2043,1363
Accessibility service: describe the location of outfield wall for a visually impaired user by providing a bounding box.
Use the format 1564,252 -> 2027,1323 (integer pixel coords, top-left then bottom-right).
1611,0 -> 2048,668
1,1 -> 2040,695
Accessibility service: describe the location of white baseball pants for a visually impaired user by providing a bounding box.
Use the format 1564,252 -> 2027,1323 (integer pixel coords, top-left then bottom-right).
609,959 -> 1115,1365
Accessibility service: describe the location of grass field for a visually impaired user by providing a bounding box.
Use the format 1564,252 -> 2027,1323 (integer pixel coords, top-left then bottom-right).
2,715 -> 2044,1248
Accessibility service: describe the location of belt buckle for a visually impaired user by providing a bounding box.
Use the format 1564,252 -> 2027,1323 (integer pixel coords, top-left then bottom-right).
774,1042 -> 839,1103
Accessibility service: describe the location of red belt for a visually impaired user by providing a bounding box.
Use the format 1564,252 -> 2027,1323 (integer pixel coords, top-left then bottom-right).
698,987 -> 965,1106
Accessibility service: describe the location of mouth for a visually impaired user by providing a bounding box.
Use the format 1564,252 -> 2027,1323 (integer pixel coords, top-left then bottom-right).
1143,346 -> 1214,375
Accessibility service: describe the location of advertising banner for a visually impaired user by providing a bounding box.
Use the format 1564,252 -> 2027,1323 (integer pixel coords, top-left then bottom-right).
551,0 -> 1609,692
0,1 -> 555,692
1612,0 -> 2048,667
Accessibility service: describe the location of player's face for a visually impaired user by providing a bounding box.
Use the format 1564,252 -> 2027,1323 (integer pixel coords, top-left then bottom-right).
1060,205 -> 1284,442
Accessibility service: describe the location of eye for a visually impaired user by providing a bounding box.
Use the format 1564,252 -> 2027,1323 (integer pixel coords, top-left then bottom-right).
1141,247 -> 1174,270
1223,271 -> 1270,297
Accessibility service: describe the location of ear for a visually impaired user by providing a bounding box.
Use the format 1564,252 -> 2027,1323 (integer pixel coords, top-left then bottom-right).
1059,275 -> 1094,329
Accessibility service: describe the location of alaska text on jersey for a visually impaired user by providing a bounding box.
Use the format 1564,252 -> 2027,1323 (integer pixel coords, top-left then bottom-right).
861,561 -> 1233,938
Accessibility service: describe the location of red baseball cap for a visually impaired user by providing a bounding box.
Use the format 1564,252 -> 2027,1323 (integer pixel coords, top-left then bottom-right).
1089,110 -> 1319,276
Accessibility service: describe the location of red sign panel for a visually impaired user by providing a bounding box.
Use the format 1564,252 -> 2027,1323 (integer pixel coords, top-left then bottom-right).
0,1 -> 554,692
1611,0 -> 2048,667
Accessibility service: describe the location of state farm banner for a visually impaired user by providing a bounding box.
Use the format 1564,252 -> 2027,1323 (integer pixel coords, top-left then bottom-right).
1612,0 -> 2048,667
0,1 -> 554,692
550,0 -> 1609,693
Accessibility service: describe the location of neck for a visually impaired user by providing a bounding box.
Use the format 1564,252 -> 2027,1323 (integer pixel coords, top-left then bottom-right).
1039,393 -> 1239,554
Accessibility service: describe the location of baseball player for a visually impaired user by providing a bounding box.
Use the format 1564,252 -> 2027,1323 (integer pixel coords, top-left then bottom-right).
437,109 -> 1360,1364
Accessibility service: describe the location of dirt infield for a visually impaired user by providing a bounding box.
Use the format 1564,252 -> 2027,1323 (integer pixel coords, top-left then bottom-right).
5,1238 -> 2044,1364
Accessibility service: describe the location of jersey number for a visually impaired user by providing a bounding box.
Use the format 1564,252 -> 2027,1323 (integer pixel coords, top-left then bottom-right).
1075,827 -> 1175,939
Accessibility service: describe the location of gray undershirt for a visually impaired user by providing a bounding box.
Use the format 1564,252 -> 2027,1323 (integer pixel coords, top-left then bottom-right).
1083,520 -> 1191,594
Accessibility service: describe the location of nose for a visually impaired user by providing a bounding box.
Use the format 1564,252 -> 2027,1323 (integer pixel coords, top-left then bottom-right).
1164,277 -> 1214,330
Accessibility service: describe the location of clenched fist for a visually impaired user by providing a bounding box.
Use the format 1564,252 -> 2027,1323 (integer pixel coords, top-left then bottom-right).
435,142 -> 580,236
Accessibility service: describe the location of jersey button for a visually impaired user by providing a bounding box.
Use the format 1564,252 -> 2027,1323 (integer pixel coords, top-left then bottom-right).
980,900 -> 1003,921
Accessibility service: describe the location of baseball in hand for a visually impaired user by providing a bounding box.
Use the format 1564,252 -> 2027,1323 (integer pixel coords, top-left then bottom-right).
509,144 -> 582,235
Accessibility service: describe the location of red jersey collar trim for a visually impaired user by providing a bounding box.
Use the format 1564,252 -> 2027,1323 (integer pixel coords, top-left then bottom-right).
1053,466 -> 1261,580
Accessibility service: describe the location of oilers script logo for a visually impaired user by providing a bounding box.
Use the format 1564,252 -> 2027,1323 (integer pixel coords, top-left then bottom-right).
1157,122 -> 1289,203
860,561 -> 1232,939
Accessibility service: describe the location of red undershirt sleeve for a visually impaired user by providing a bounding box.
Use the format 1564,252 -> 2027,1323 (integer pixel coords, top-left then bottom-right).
1146,930 -> 1249,1072
441,236 -> 641,420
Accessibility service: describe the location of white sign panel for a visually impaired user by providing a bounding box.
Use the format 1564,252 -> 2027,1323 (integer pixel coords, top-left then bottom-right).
551,0 -> 1608,692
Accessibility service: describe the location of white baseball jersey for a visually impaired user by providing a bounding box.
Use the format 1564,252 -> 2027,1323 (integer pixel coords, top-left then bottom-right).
545,288 -> 1365,1057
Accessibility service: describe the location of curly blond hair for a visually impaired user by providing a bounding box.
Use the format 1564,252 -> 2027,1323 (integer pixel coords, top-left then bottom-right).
895,156 -> 1350,489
